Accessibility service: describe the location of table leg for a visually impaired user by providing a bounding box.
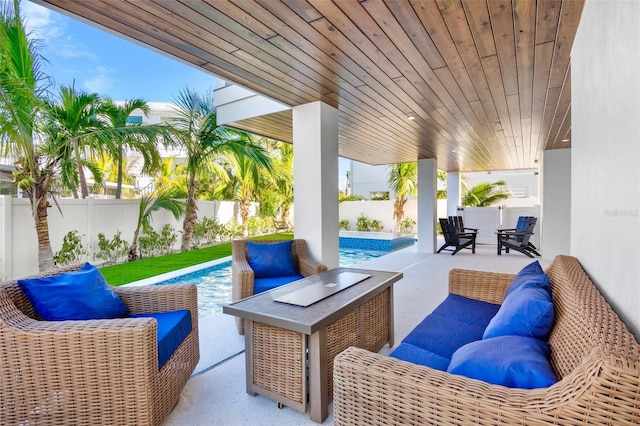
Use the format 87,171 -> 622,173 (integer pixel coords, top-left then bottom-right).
245,320 -> 257,396
497,234 -> 502,255
309,328 -> 328,423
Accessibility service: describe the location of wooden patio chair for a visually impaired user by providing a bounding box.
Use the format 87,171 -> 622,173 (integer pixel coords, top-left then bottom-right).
448,215 -> 478,235
437,218 -> 476,255
497,216 -> 541,256
500,218 -> 541,257
272,219 -> 291,233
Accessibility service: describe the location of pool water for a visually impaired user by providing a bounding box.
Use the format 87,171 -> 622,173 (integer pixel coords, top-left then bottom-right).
157,249 -> 385,317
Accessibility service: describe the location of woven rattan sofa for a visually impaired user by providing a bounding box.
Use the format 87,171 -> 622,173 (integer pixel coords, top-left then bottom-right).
0,265 -> 199,426
334,255 -> 640,425
232,238 -> 327,334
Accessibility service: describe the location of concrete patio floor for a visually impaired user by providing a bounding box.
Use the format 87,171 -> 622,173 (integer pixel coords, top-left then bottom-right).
163,242 -> 550,426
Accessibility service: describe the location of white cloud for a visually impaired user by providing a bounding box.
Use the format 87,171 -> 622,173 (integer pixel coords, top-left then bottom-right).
21,1 -> 63,40
83,65 -> 115,94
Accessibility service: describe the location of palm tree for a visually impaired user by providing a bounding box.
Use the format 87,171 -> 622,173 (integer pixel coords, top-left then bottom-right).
461,180 -> 511,207
128,190 -> 185,261
101,98 -> 166,199
387,162 -> 418,232
169,87 -> 272,251
254,138 -> 292,223
93,153 -> 138,197
0,1 -> 57,271
437,169 -> 447,199
227,146 -> 273,237
43,85 -> 107,198
154,157 -> 188,197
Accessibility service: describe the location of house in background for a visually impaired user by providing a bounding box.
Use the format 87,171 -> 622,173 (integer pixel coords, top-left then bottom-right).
346,159 -> 539,207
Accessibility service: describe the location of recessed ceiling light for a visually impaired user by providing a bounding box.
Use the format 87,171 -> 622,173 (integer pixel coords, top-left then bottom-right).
407,115 -> 416,120
561,138 -> 570,142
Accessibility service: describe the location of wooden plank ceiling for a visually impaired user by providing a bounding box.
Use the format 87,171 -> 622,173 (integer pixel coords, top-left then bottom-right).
36,0 -> 583,172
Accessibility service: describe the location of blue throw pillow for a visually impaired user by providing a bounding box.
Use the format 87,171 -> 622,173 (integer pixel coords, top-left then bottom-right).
483,285 -> 554,340
505,261 -> 549,297
246,241 -> 297,278
18,262 -> 129,321
447,335 -> 558,389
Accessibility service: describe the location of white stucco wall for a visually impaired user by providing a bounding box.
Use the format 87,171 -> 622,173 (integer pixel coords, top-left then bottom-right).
350,160 -> 395,199
572,0 -> 640,338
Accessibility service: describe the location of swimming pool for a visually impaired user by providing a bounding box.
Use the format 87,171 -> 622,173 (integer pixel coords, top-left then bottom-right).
156,249 -> 385,317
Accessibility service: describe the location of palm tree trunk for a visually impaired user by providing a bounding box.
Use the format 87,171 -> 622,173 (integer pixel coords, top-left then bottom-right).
115,147 -> 123,199
240,197 -> 250,237
393,197 -> 406,233
281,205 -> 290,223
181,170 -> 198,251
128,227 -> 140,261
30,180 -> 55,272
73,140 -> 89,198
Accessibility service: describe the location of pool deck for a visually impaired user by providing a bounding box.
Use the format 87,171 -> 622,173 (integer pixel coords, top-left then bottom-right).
162,241 -> 549,425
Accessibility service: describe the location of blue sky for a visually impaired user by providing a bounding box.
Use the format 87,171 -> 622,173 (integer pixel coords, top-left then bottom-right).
23,1 -> 218,102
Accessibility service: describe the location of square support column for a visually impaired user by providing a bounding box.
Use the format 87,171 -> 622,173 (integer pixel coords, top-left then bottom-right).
446,172 -> 461,217
541,148 -> 571,258
417,158 -> 437,253
293,102 -> 339,269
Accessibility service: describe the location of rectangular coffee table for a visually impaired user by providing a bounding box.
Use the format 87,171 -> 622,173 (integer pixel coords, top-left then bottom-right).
223,267 -> 402,423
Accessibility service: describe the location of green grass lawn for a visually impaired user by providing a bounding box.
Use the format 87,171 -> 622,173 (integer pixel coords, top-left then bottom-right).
100,233 -> 293,286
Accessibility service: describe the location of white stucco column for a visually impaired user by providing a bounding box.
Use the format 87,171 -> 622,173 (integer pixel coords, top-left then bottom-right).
417,158 -> 437,253
293,102 -> 339,269
541,149 -> 571,259
447,171 -> 461,216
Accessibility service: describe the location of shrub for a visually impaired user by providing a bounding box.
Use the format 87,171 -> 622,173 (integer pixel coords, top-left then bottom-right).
222,219 -> 243,240
369,219 -> 384,232
94,231 -> 129,265
356,214 -> 370,231
248,216 -> 270,236
339,219 -> 350,230
139,224 -> 178,257
399,217 -> 416,234
192,216 -> 223,248
54,230 -> 87,266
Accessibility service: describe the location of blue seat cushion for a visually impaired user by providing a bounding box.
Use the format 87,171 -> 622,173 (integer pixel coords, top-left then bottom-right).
402,295 -> 500,359
432,294 -> 501,327
390,342 -> 450,371
130,309 -> 192,369
247,241 -> 297,278
17,262 -> 129,321
254,275 -> 304,294
447,335 -> 558,389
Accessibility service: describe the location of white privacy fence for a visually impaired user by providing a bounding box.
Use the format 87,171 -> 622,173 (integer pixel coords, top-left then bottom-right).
339,199 -> 448,233
1,195 -> 541,280
0,196 -> 243,280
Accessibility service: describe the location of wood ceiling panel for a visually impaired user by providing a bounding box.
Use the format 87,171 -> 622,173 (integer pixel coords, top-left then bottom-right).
36,0 -> 584,172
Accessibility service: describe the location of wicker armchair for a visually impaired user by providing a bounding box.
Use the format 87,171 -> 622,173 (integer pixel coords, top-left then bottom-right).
0,265 -> 199,426
232,239 -> 327,334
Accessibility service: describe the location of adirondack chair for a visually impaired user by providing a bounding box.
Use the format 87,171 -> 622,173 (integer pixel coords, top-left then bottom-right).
448,215 -> 478,236
499,217 -> 540,257
437,218 -> 476,255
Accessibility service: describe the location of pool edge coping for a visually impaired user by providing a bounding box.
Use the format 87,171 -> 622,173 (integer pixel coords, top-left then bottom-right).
123,256 -> 233,287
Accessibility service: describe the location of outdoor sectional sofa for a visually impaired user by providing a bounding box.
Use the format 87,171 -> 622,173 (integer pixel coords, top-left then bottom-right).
0,264 -> 199,426
333,255 -> 640,425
